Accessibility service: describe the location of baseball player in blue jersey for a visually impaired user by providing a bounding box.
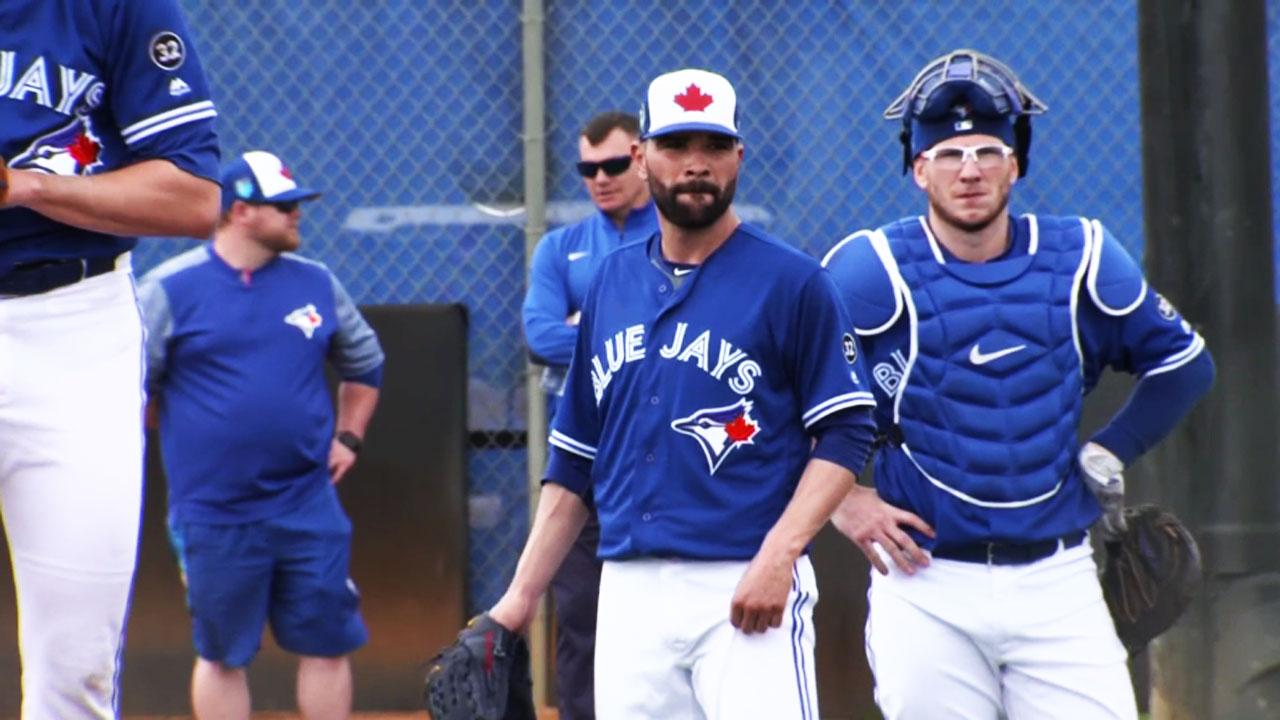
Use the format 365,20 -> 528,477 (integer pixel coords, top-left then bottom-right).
822,49 -> 1216,719
139,151 -> 385,719
484,68 -> 907,719
0,1 -> 219,716
523,109 -> 658,719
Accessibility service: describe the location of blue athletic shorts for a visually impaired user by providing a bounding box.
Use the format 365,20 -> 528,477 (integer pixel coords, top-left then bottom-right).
168,486 -> 368,667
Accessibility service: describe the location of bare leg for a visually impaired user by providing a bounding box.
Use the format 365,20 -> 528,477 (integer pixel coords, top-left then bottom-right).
191,658 -> 250,720
297,655 -> 352,720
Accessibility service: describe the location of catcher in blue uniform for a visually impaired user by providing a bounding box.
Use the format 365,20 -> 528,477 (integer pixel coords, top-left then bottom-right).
823,49 -> 1215,720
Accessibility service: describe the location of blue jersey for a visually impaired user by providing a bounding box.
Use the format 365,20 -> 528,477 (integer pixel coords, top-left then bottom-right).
823,214 -> 1213,548
548,224 -> 876,560
0,0 -> 220,273
523,202 -> 659,367
139,246 -> 385,525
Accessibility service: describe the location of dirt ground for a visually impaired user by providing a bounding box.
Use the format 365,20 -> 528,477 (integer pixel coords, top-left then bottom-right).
131,710 -> 560,719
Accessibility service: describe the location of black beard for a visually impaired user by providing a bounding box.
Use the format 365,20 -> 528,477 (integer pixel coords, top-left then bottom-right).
929,186 -> 1011,234
650,176 -> 736,230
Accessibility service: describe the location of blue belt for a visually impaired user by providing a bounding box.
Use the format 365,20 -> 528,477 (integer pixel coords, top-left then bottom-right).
931,530 -> 1088,566
0,256 -> 118,296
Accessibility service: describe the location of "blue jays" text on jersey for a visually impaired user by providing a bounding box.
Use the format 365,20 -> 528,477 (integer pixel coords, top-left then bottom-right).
549,224 -> 875,560
0,0 -> 220,274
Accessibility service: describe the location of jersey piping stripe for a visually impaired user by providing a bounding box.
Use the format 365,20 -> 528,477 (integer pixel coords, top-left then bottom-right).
902,444 -> 1065,508
917,216 -> 949,264
802,391 -> 876,428
789,565 -> 815,720
1024,212 -> 1041,255
1069,216 -> 1093,378
822,229 -> 905,336
115,272 -> 148,716
124,108 -> 219,145
121,101 -> 217,144
548,430 -> 596,460
1142,333 -> 1206,378
1086,218 -> 1147,316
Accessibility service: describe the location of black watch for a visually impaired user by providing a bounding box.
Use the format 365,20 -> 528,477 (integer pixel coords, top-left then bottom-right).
335,430 -> 363,455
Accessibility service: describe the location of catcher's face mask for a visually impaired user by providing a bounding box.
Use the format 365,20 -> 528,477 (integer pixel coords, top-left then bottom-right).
885,49 -> 1048,177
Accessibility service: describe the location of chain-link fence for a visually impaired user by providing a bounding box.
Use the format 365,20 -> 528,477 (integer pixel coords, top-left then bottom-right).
138,1 -> 1143,614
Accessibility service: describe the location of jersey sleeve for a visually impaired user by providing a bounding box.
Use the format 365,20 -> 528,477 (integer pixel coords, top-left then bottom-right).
789,269 -> 877,431
544,280 -> 603,495
105,0 -> 220,180
522,228 -> 577,366
1078,229 -> 1214,464
326,270 -> 386,384
137,271 -> 173,395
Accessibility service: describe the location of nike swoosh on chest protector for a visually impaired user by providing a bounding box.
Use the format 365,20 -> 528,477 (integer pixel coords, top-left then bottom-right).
968,343 -> 1027,365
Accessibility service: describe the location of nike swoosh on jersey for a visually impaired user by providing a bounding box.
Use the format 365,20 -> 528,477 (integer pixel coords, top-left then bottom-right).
968,343 -> 1027,365
567,251 -> 589,261
673,267 -> 695,276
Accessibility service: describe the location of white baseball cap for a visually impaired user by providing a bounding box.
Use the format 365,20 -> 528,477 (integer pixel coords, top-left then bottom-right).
220,150 -> 321,211
640,68 -> 740,140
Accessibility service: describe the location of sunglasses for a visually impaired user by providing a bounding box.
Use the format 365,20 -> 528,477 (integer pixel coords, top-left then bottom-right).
575,156 -> 631,178
252,200 -> 300,213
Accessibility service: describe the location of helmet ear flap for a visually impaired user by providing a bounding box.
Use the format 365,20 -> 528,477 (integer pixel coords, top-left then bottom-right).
1013,115 -> 1033,177
899,125 -> 913,175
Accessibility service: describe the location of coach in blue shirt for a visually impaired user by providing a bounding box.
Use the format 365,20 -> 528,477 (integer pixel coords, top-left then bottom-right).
139,150 -> 385,719
521,110 -> 657,720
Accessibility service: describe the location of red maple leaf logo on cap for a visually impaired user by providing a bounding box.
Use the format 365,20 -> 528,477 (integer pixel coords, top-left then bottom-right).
725,414 -> 758,443
69,132 -> 100,167
674,84 -> 714,112
280,166 -> 294,180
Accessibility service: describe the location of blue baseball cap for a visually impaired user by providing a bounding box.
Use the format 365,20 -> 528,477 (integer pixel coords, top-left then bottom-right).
220,150 -> 321,211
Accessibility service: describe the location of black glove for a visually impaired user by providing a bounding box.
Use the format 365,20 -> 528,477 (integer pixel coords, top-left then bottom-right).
1100,505 -> 1202,655
424,613 -> 535,720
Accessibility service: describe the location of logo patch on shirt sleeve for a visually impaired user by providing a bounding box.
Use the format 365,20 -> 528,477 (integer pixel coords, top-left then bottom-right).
150,31 -> 187,70
842,333 -> 858,364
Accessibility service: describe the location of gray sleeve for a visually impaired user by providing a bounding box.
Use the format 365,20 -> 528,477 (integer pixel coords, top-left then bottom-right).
137,275 -> 174,396
327,271 -> 385,378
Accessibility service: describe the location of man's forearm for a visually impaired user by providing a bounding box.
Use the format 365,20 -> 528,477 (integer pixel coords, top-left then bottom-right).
336,381 -> 380,438
758,458 -> 856,562
4,159 -> 219,238
506,483 -> 590,604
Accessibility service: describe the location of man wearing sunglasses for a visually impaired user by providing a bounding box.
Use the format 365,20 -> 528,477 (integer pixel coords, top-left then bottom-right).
822,49 -> 1215,719
139,150 -> 384,719
521,110 -> 657,719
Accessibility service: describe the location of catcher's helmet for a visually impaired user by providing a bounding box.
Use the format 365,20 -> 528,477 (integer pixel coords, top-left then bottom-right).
885,49 -> 1047,177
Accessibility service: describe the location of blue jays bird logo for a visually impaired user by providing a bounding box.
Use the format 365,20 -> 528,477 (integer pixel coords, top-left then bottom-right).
671,398 -> 761,475
10,117 -> 104,176
284,304 -> 323,339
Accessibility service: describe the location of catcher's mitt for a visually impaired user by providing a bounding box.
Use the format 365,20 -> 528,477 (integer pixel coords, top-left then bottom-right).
424,613 -> 535,720
1101,505 -> 1202,655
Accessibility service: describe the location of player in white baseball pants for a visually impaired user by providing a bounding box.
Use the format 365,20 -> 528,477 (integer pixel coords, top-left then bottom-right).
1,1 -> 221,715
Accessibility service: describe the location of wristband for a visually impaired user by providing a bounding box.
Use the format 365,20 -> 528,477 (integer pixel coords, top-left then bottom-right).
335,430 -> 363,455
